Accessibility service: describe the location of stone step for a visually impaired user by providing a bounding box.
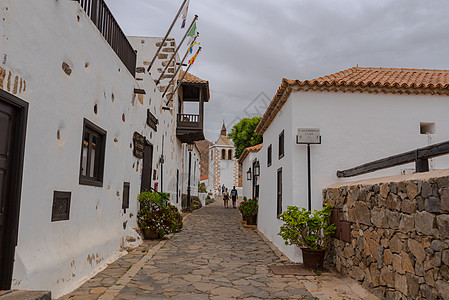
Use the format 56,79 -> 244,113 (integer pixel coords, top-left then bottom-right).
0,290 -> 51,300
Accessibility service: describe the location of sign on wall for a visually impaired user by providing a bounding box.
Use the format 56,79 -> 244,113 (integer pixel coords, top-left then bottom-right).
133,132 -> 145,158
297,128 -> 321,144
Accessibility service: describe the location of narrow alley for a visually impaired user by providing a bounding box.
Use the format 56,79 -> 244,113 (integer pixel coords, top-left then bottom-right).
59,201 -> 377,300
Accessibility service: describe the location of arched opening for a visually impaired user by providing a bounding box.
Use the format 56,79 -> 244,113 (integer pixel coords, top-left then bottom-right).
222,149 -> 226,160
228,149 -> 233,160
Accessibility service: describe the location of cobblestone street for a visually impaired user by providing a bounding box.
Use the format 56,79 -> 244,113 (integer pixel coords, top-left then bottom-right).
60,201 -> 378,300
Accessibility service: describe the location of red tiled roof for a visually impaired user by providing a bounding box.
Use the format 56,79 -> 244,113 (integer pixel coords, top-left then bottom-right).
238,143 -> 263,164
255,67 -> 449,135
179,70 -> 210,101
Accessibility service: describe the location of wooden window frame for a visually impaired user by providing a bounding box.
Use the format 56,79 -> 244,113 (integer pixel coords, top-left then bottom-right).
79,119 -> 107,187
279,130 -> 284,159
267,144 -> 272,167
277,168 -> 282,218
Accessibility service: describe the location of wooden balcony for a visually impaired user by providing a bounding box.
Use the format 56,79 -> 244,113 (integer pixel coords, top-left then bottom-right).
75,0 -> 136,76
176,72 -> 210,144
176,114 -> 204,144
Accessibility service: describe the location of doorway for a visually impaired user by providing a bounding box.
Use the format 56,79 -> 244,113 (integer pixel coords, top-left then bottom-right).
140,142 -> 153,193
0,89 -> 28,289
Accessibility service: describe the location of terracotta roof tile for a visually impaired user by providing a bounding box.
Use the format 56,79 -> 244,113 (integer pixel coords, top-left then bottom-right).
179,70 -> 210,101
238,143 -> 263,164
179,70 -> 208,84
255,67 -> 449,135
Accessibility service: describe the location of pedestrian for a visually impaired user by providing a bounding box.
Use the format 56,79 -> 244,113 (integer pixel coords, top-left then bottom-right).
231,186 -> 238,208
222,184 -> 225,195
223,188 -> 229,208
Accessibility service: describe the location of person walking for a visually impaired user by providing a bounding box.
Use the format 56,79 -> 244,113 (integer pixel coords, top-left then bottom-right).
223,188 -> 229,208
231,186 -> 238,208
221,184 -> 225,195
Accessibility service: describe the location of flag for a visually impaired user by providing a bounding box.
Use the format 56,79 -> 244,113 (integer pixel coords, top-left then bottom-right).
187,21 -> 198,44
180,0 -> 190,29
188,42 -> 200,54
188,48 -> 200,64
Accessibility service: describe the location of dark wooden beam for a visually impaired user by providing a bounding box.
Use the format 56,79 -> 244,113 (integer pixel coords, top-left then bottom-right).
134,88 -> 146,95
337,140 -> 449,178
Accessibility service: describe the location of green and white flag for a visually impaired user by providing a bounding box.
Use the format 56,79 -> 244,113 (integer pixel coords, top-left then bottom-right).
187,21 -> 198,44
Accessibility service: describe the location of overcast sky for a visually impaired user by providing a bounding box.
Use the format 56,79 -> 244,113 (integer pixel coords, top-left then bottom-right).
104,0 -> 449,142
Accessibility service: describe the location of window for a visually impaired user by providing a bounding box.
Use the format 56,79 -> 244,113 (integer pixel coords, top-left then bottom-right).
222,149 -> 226,160
122,182 -> 130,211
277,168 -> 282,218
211,150 -> 213,160
420,122 -> 435,134
79,119 -> 106,186
279,130 -> 284,159
228,149 -> 233,160
51,191 -> 71,222
267,144 -> 272,167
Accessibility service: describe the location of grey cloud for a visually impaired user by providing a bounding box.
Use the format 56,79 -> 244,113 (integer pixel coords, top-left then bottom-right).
105,0 -> 449,141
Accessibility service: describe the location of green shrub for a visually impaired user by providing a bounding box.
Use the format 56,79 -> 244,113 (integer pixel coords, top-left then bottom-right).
137,191 -> 182,237
278,204 -> 335,250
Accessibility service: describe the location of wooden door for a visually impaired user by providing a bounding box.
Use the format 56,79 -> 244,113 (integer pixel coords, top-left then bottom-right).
141,143 -> 153,192
277,168 -> 282,217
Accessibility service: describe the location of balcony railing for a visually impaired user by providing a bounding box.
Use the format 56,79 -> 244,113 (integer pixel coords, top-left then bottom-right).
75,0 -> 136,76
177,114 -> 201,127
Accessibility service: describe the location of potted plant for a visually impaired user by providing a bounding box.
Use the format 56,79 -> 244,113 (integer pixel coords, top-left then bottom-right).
278,203 -> 335,269
137,191 -> 183,239
238,197 -> 258,225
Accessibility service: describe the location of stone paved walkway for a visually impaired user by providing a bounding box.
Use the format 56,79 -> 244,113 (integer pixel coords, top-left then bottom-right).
60,201 -> 378,300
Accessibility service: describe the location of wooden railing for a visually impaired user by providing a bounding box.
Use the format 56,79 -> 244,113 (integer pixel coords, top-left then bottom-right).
75,0 -> 136,76
337,140 -> 449,178
178,113 -> 200,123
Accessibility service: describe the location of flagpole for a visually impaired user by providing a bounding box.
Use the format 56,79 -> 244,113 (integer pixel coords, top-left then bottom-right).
165,47 -> 202,106
162,36 -> 199,98
146,0 -> 188,73
156,15 -> 198,86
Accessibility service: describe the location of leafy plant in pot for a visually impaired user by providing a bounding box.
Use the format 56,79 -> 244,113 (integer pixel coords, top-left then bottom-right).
137,191 -> 183,239
278,203 -> 335,269
238,197 -> 258,225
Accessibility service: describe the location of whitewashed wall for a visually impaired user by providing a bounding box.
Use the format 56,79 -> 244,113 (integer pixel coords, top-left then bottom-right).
258,89 -> 449,262
0,1 -> 185,297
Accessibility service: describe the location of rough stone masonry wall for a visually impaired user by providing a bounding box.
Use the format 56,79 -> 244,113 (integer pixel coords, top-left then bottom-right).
323,174 -> 449,300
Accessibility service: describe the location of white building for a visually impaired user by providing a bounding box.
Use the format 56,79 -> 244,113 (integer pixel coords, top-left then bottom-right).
254,67 -> 449,262
208,124 -> 240,194
0,0 -> 208,296
238,144 -> 263,200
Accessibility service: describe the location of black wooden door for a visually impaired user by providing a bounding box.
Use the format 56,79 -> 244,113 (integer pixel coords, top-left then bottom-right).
277,168 -> 282,217
0,101 -> 17,289
141,143 -> 153,192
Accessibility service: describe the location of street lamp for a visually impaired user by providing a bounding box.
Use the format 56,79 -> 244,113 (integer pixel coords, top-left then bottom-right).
187,143 -> 194,210
254,160 -> 260,177
247,168 -> 252,181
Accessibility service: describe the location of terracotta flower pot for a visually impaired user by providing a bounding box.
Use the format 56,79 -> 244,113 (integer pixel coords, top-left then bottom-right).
143,228 -> 160,240
301,248 -> 326,269
245,215 -> 257,225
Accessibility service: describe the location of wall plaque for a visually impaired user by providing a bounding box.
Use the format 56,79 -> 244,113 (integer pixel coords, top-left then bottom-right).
147,109 -> 159,132
297,128 -> 321,144
133,132 -> 145,158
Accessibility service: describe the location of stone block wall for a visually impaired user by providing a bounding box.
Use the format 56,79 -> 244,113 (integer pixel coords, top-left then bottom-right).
323,173 -> 449,300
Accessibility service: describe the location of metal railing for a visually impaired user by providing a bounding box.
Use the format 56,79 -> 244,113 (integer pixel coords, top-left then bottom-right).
337,140 -> 449,178
75,0 -> 136,76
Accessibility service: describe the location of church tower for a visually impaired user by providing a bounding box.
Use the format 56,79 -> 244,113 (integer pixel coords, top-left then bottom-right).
208,123 -> 240,194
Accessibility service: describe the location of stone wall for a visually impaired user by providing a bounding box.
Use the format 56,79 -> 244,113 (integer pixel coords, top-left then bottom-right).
323,171 -> 449,300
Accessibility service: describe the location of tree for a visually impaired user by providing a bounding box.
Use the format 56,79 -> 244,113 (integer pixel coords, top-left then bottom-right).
228,117 -> 263,159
